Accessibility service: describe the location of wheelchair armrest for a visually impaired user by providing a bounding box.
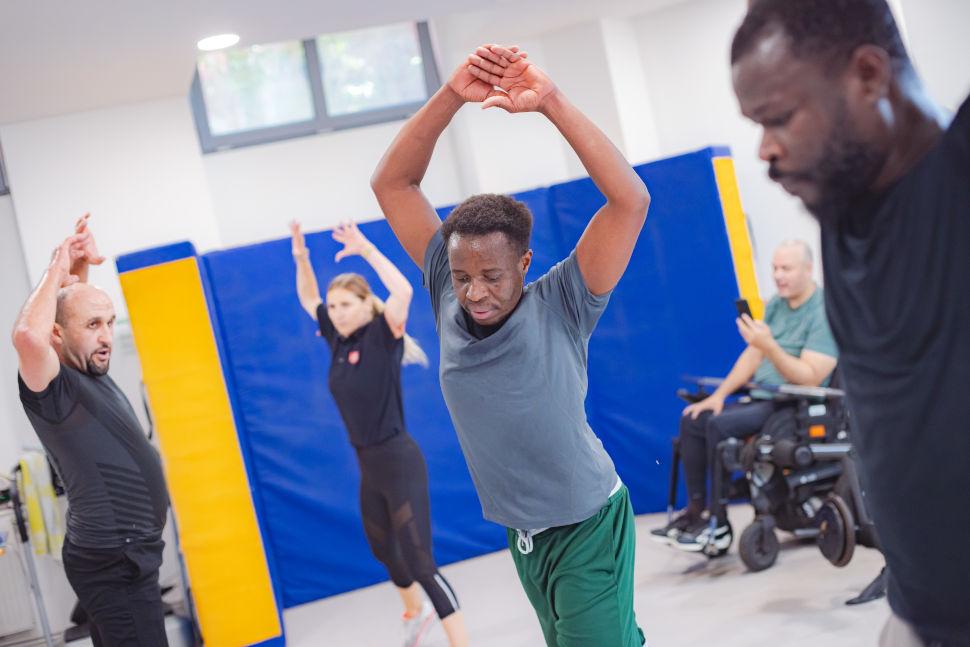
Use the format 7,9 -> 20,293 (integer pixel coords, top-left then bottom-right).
680,375 -> 755,398
759,383 -> 846,403
676,388 -> 709,404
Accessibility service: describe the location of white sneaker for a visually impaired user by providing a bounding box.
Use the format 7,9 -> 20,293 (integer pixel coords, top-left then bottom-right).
402,600 -> 435,647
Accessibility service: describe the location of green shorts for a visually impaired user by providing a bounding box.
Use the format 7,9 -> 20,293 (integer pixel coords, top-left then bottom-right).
507,486 -> 646,647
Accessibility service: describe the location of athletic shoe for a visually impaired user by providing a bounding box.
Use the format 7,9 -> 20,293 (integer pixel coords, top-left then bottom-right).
403,599 -> 435,647
674,519 -> 732,553
649,511 -> 696,543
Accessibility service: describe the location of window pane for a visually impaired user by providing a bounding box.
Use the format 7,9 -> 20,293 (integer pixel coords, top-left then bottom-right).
316,23 -> 428,117
198,41 -> 314,136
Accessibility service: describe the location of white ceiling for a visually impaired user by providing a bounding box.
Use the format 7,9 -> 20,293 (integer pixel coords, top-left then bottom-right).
0,0 -> 491,125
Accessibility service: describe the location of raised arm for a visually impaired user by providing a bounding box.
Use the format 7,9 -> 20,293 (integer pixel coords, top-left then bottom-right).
468,46 -> 651,295
12,230 -> 91,392
290,221 -> 323,319
371,47 -> 522,266
332,222 -> 413,337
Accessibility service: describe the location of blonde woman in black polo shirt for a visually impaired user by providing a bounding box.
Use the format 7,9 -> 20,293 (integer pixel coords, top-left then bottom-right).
289,221 -> 467,647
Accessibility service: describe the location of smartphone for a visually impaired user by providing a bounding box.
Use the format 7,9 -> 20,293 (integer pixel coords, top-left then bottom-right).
734,298 -> 753,319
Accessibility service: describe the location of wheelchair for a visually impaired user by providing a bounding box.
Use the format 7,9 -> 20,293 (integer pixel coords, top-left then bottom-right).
667,373 -> 881,580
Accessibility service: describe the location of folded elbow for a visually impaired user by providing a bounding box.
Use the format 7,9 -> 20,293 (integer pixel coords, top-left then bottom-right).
12,326 -> 45,354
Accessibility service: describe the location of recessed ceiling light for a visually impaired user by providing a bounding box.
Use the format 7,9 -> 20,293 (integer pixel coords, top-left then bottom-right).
197,34 -> 240,52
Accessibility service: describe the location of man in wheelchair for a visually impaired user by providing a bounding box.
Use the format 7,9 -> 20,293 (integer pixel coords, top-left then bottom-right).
651,240 -> 838,552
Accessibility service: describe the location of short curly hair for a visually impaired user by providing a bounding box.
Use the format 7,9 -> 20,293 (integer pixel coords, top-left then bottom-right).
441,193 -> 533,256
732,0 -> 909,71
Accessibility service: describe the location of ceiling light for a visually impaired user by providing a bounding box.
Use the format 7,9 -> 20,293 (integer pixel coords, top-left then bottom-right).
197,34 -> 240,52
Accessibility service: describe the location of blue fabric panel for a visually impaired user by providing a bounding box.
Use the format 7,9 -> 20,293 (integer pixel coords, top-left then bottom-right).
116,241 -> 196,274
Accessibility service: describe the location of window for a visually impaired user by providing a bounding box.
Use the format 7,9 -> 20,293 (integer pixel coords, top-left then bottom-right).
191,22 -> 439,153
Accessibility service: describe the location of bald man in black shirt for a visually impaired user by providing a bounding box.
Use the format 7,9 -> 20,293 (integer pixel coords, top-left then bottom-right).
12,216 -> 170,647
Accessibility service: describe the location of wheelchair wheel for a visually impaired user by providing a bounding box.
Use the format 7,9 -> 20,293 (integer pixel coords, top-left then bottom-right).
817,494 -> 856,567
739,517 -> 779,572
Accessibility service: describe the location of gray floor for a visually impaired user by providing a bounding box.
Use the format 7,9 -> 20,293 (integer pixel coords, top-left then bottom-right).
285,505 -> 889,646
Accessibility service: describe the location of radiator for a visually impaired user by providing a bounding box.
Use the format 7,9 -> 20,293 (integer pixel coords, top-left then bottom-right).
0,513 -> 36,637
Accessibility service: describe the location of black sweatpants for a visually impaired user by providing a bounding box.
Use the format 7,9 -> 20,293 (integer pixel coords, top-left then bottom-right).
62,537 -> 168,647
679,401 -> 780,519
356,432 -> 459,619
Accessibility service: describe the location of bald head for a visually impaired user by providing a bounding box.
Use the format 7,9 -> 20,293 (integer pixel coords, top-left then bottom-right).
772,239 -> 816,303
776,239 -> 813,266
53,284 -> 116,376
56,283 -> 113,326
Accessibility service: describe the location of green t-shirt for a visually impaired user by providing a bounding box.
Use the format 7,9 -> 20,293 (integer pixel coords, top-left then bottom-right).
753,287 -> 838,387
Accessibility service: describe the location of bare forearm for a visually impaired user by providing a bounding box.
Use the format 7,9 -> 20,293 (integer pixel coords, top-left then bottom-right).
372,87 -> 464,193
293,254 -> 322,317
713,347 -> 762,398
539,92 -> 648,210
764,343 -> 819,386
362,246 -> 412,302
70,259 -> 89,283
12,267 -> 63,345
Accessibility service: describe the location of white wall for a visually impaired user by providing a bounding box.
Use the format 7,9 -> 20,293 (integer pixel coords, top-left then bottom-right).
0,98 -> 223,319
0,195 -> 36,471
900,0 -> 970,114
203,118 -> 466,245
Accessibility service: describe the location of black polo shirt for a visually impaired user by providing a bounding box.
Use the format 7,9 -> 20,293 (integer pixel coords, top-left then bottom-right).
317,304 -> 406,448
18,365 -> 169,549
820,94 -> 970,645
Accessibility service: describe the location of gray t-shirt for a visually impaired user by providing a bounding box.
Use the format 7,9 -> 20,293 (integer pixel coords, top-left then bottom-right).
423,230 -> 618,529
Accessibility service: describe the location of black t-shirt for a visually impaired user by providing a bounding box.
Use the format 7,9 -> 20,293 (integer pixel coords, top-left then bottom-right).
18,365 -> 169,549
820,94 -> 970,645
317,304 -> 406,448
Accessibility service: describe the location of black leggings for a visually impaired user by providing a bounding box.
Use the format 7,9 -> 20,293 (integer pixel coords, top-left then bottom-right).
356,432 -> 459,619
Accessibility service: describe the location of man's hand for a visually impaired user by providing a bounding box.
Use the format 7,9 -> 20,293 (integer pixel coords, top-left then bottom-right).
737,314 -> 776,353
49,232 -> 95,288
71,213 -> 106,266
447,45 -> 525,104
683,394 -> 726,419
332,222 -> 374,262
466,45 -> 557,113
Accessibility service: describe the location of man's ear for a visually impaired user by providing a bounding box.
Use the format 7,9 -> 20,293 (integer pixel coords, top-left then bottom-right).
520,249 -> 533,275
51,323 -> 65,349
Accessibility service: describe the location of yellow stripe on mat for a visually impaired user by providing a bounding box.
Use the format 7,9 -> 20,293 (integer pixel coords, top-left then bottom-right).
713,156 -> 764,320
120,258 -> 281,646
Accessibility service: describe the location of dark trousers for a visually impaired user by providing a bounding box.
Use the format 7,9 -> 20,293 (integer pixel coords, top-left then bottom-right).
356,432 -> 459,619
679,401 -> 780,520
62,538 -> 168,647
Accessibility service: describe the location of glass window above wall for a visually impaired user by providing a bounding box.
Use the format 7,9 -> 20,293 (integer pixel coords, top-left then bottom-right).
316,22 -> 429,117
190,22 -> 440,153
197,41 -> 315,136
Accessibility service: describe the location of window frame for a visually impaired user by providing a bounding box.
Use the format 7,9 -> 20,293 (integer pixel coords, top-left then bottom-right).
0,143 -> 8,196
190,21 -> 440,154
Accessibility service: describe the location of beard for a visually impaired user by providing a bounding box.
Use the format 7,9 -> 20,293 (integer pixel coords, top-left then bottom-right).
771,105 -> 888,227
85,348 -> 111,376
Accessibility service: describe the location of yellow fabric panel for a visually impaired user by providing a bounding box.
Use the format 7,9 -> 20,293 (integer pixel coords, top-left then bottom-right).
713,157 -> 765,320
119,258 -> 281,646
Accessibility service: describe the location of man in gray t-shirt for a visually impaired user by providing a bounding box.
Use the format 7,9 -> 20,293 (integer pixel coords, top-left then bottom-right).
373,45 -> 650,646
654,240 -> 838,554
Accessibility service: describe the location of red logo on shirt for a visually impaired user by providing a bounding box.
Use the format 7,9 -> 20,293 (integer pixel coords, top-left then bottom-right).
348,350 -> 360,365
